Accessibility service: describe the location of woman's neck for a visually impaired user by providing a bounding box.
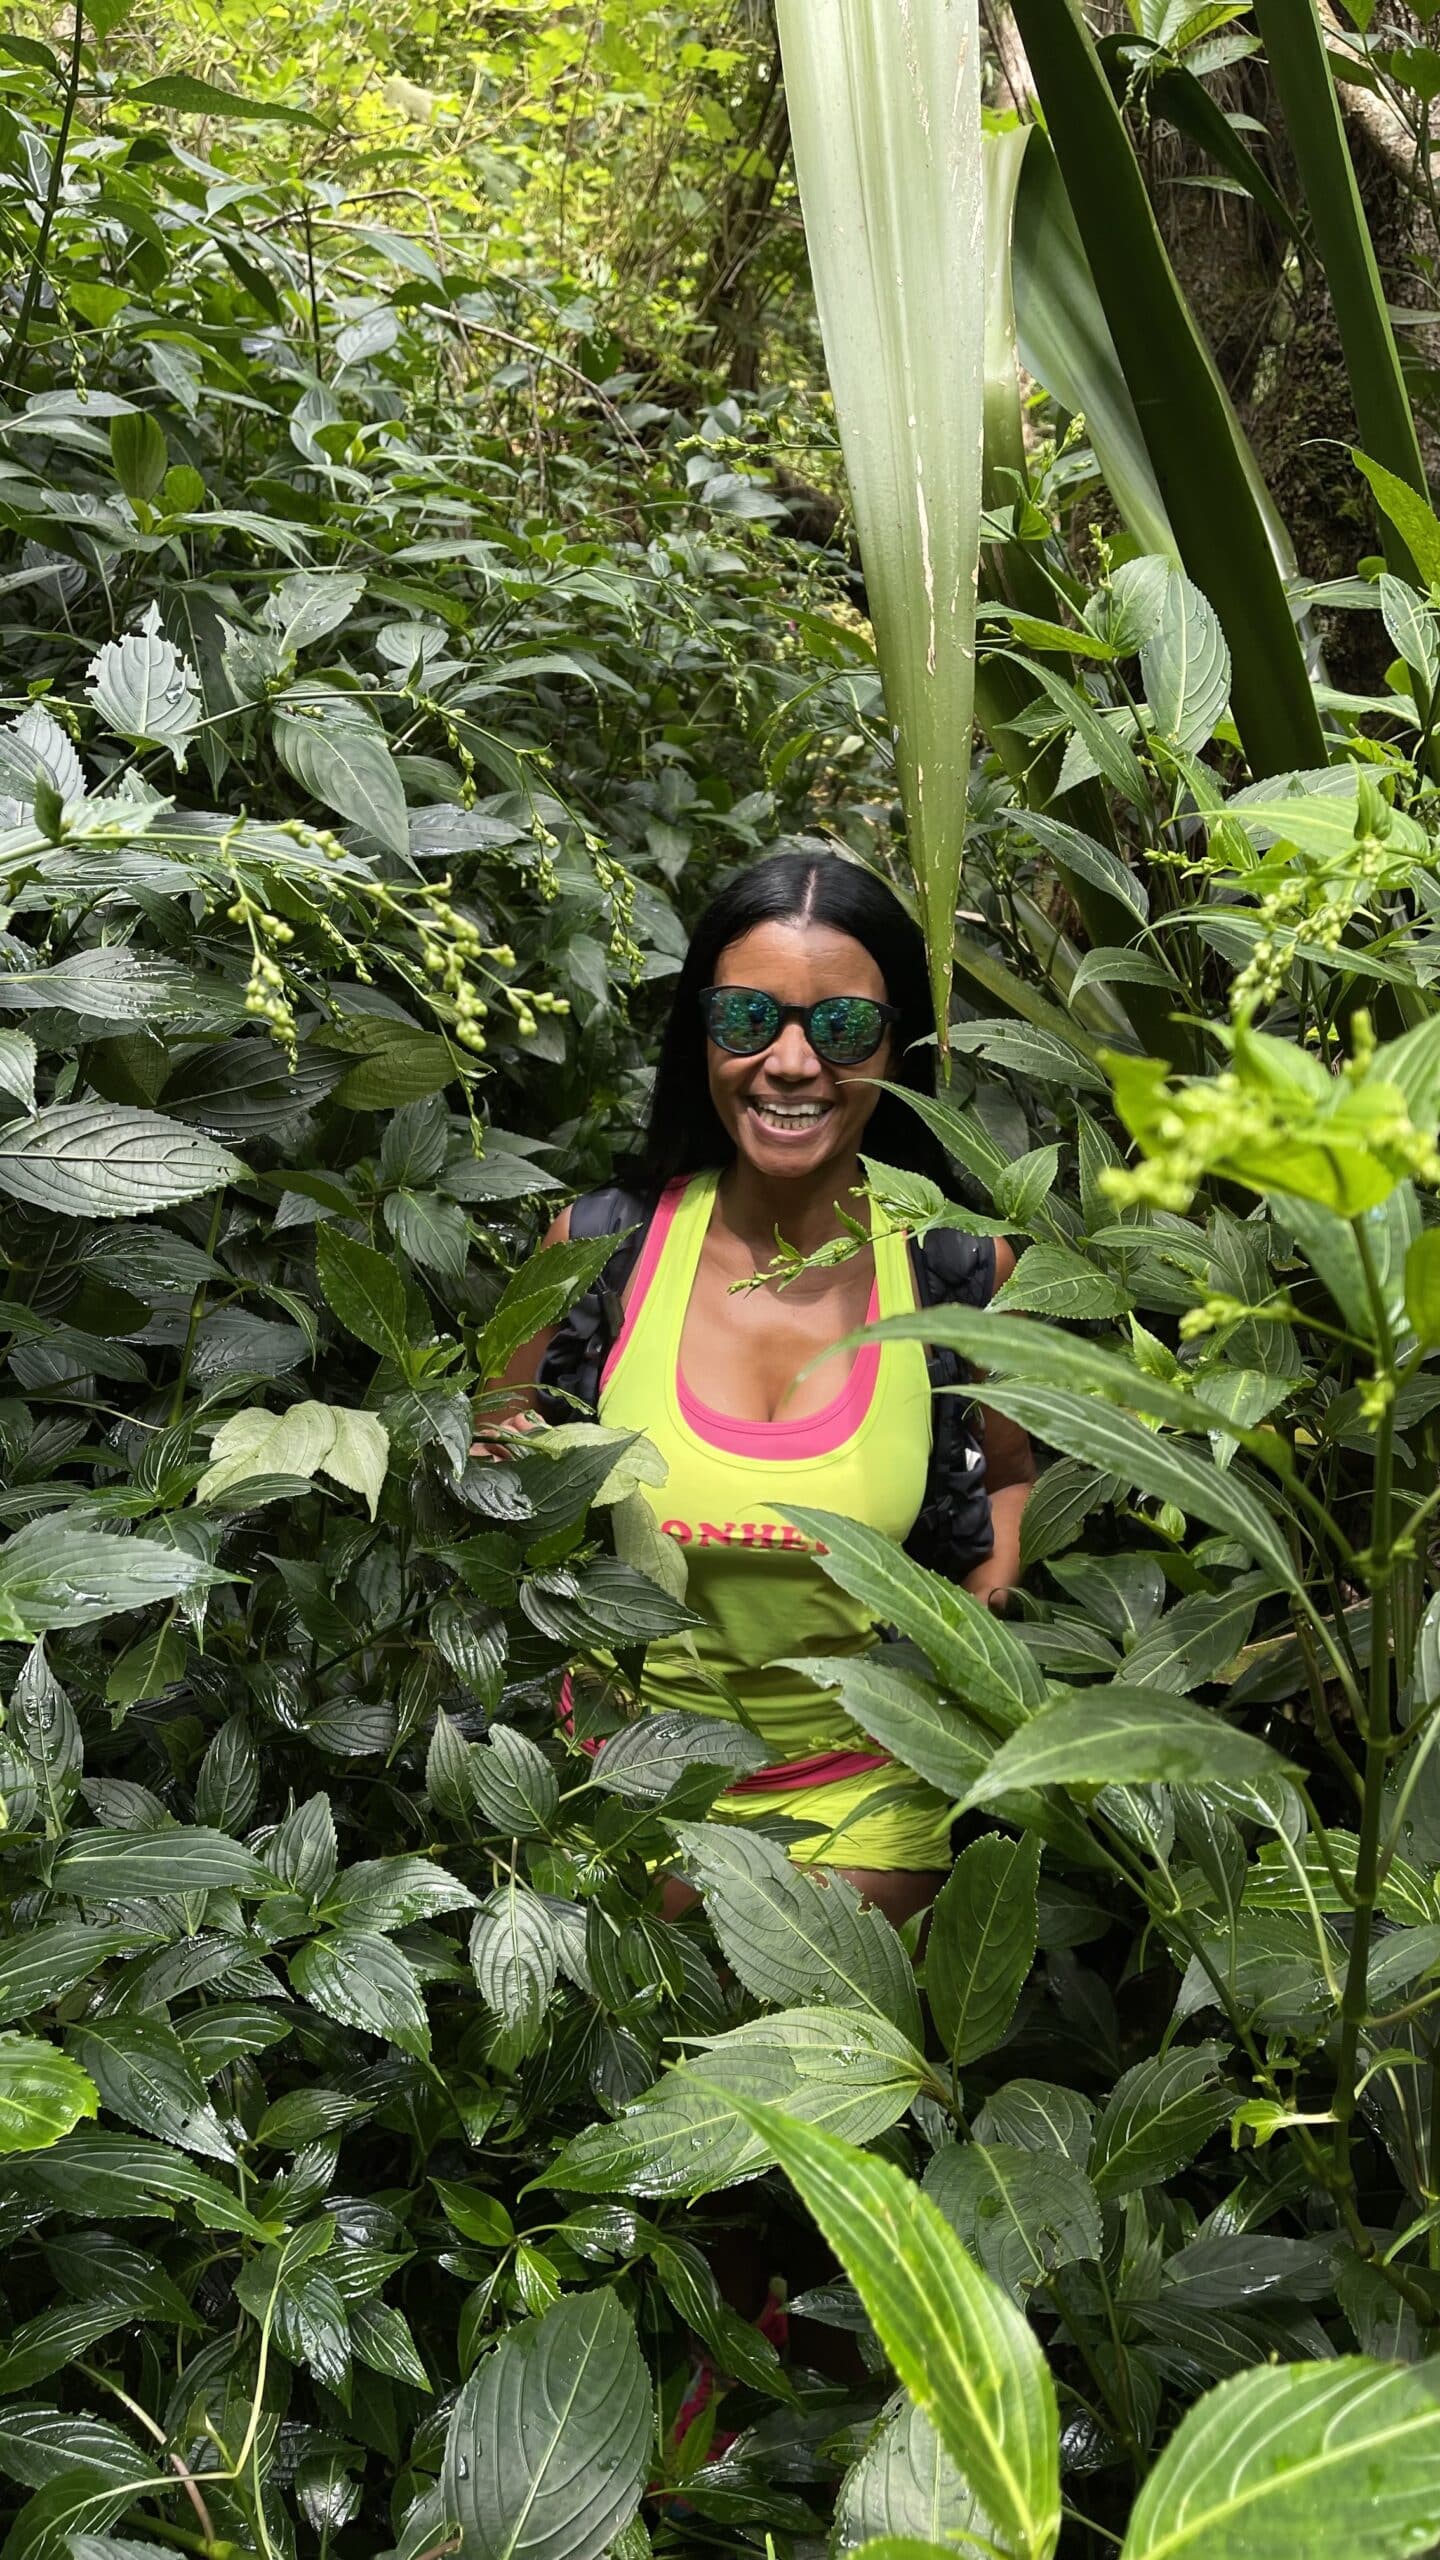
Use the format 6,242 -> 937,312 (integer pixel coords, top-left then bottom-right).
716,1152 -> 867,1260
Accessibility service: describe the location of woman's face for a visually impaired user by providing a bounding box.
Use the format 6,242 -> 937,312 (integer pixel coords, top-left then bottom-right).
704,919 -> 895,1182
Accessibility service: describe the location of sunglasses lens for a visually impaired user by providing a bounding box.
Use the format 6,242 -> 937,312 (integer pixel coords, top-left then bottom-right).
809,996 -> 887,1062
706,987 -> 781,1055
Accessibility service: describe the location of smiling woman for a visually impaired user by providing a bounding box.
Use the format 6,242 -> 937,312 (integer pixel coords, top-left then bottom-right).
495,852 -> 1034,1925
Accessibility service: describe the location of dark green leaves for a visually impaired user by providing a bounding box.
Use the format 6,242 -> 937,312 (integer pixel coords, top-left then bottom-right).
443,2289 -> 650,2560
55,1827 -> 273,1899
1120,2358 -> 1440,2560
783,1510 -> 1045,1725
316,1225 -> 411,1363
474,1232 -> 625,1386
65,2020 -> 237,2162
1090,2045 -> 1233,2198
926,1835 -> 1040,2065
673,1822 -> 922,2038
289,1930 -> 430,2059
723,2104 -> 1061,2560
962,1689 -> 1294,1808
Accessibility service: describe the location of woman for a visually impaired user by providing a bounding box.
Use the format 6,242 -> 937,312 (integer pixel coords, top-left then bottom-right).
496,852 -> 1034,1926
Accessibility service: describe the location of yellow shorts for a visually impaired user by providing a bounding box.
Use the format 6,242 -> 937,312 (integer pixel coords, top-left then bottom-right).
712,1766 -> 955,1872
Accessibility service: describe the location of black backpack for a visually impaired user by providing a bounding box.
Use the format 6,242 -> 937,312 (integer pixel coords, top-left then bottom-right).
535,1184 -> 996,1581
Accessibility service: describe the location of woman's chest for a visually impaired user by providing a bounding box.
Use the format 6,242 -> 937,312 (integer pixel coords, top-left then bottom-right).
677,1255 -> 878,1423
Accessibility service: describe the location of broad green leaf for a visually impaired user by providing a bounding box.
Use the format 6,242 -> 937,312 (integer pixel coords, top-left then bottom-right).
264,571 -> 367,656
590,1712 -> 770,1801
329,1854 -> 475,1930
773,0 -> 984,1041
991,1242 -> 1130,1321
469,1882 -> 559,2045
0,2303 -> 135,2396
196,1400 -> 389,1516
1121,1578 -> 1270,1694
785,1652 -> 994,1797
467,1726 -> 559,1835
264,1792 -> 338,1899
0,2036 -> 97,2153
0,1105 -> 239,1220
972,2080 -> 1095,2164
927,1834 -> 1040,2065
109,412 -> 167,506
672,1822 -> 921,2039
1407,1228 -> 1440,1347
924,2140 -> 1102,2297
1120,2356 -> 1440,2560
549,2009 -> 929,2200
961,1687 -> 1293,1810
1352,450 -> 1440,589
0,1925 -> 148,2027
65,2019 -> 235,2162
0,1527 -> 222,1640
474,1231 -> 625,1386
124,69 -> 327,124
973,1387 -> 1298,1584
6,2130 -> 274,2237
315,1226 -> 410,1363
193,1715 -> 260,1834
1140,567 -> 1231,753
85,604 -> 199,765
781,1511 -> 1045,1727
716,2101 -> 1061,2560
1089,2044 -> 1233,2198
289,1929 -> 430,2059
836,2396 -> 994,2558
55,1827 -> 272,1898
443,2288 -> 650,2560
0,1029 -> 36,1111
273,694 -> 408,857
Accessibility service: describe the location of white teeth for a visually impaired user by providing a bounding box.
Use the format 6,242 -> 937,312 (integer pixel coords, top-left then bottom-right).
751,1101 -> 829,1128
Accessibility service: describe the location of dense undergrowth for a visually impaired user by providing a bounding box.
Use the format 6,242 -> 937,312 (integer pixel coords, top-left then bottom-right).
6,4 -> 1440,2559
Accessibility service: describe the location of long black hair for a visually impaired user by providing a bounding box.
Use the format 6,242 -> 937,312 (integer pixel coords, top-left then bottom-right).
637,851 -> 952,1187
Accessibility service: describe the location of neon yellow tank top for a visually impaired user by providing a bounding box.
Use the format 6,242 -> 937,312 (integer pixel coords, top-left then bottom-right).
598,1169 -> 933,1756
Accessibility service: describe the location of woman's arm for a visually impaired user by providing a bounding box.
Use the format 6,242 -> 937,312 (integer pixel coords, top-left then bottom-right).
471,1203 -> 573,1452
964,1237 -> 1035,1612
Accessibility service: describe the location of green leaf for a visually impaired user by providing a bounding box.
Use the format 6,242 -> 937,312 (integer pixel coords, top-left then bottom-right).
193,1715 -> 259,1834
65,2018 -> 235,2161
273,696 -> 408,857
315,1226 -> 410,1363
927,1834 -> 1040,2065
468,1882 -> 559,2045
549,2009 -> 928,2199
1140,566 -> 1231,753
474,1231 -> 626,1386
197,1400 -> 390,1516
0,1105 -> 239,1221
329,1854 -> 474,1931
289,1929 -> 431,2058
837,2396 -> 993,2557
0,1925 -> 146,2027
85,605 -> 200,766
55,1827 -> 272,1898
784,1652 -> 994,1797
1405,1229 -> 1440,1347
672,1821 -> 921,2038
781,1511 -> 1045,1726
0,2036 -> 97,2153
264,1792 -> 338,1899
772,0 -> 984,1043
123,70 -> 327,124
961,1686 -> 1293,1809
1352,450 -> 1440,588
467,1726 -> 559,1835
443,2288 -> 650,2560
590,1712 -> 771,1801
973,2080 -> 1095,2163
1089,2044 -> 1232,2198
0,1030 -> 37,1113
1121,1577 -> 1270,1694
0,2304 -> 135,2396
6,2130 -> 274,2237
108,412 -> 167,506
716,2101 -> 1061,2560
991,1242 -> 1131,1321
1120,2357 -> 1440,2560
925,2141 -> 1102,2297
974,1386 -> 1298,1585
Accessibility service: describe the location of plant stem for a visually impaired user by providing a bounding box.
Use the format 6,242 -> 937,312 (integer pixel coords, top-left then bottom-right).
1,0 -> 84,391
1329,1219 -> 1397,2212
171,1190 -> 227,1424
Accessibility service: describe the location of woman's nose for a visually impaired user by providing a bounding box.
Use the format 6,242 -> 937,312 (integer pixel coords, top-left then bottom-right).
767,1019 -> 822,1076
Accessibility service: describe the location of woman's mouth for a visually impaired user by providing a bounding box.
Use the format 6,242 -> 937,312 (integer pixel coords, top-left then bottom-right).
747,1098 -> 834,1136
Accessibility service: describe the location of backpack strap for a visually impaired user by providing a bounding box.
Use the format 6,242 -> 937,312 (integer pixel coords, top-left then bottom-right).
533,1185 -> 656,1421
903,1226 -> 997,1580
